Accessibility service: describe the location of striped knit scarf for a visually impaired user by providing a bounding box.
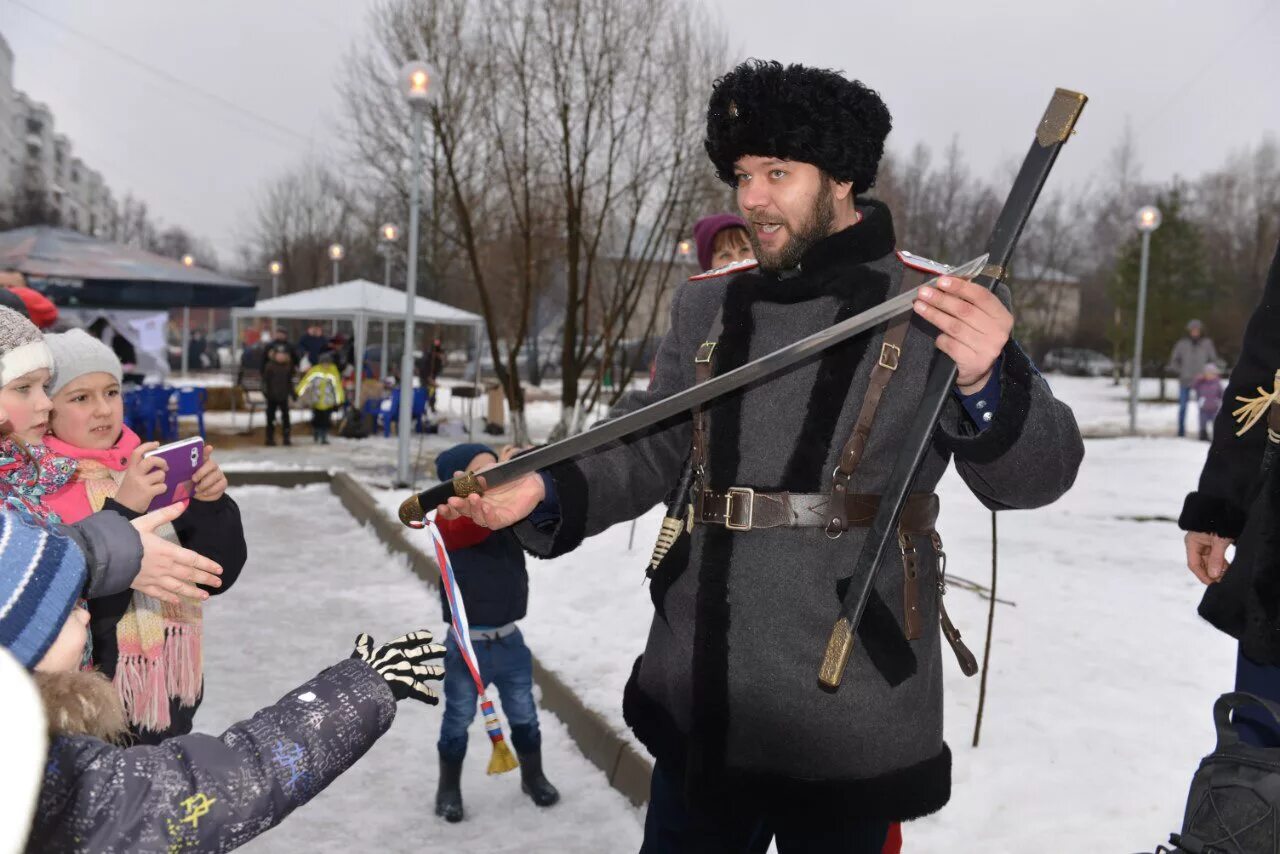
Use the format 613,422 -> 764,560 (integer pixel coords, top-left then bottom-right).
77,459 -> 203,732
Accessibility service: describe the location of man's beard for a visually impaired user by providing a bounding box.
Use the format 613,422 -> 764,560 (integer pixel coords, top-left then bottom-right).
747,180 -> 836,271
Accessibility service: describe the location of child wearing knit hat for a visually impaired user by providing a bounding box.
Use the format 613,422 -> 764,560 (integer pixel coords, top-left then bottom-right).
0,306 -> 77,523
0,507 -> 448,852
42,327 -> 250,743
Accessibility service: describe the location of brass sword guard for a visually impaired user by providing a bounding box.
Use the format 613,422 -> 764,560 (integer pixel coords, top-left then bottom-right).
397,471 -> 485,527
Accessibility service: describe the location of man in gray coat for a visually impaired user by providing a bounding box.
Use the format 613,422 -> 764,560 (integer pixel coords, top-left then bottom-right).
438,60 -> 1084,852
1169,319 -> 1219,437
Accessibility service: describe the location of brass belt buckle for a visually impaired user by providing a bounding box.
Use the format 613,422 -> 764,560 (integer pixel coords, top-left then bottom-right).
724,486 -> 755,531
878,342 -> 901,371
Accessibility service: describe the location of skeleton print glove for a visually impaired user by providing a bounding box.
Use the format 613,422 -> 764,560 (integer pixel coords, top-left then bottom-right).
351,630 -> 447,704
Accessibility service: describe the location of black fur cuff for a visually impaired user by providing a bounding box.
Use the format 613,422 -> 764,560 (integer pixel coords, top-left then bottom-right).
527,460 -> 589,560
1179,491 -> 1248,539
935,340 -> 1034,464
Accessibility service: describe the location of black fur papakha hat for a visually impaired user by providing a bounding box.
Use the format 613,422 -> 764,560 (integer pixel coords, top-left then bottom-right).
705,60 -> 892,194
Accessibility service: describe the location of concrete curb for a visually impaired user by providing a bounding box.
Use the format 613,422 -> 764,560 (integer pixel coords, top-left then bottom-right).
258,469 -> 654,806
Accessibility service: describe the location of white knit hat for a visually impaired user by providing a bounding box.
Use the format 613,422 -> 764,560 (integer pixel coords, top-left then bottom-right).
0,647 -> 46,853
45,328 -> 123,397
0,306 -> 52,387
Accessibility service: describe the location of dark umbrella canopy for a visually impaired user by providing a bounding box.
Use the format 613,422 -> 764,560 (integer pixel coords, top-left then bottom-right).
0,226 -> 257,309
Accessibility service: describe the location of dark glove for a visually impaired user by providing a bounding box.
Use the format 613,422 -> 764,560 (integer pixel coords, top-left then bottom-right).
352,630 -> 447,704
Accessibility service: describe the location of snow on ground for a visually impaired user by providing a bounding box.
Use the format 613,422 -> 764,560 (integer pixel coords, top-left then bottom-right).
209,376 -> 1234,850
197,486 -> 643,853
372,437 -> 1233,852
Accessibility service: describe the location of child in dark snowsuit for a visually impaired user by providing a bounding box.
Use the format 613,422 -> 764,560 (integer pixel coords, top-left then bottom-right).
261,347 -> 294,446
432,443 -> 559,822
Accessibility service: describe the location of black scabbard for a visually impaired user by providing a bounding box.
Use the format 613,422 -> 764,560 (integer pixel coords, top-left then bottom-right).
817,88 -> 1088,691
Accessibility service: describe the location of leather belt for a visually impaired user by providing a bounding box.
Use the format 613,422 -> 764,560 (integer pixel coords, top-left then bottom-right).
697,490 -> 938,533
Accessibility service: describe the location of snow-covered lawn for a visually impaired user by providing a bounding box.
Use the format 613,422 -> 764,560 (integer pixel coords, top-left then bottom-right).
198,486 -> 644,853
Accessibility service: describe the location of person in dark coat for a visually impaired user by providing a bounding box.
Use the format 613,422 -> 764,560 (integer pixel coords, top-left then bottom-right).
0,509 -> 447,853
297,323 -> 329,366
431,442 -> 559,823
262,347 -> 295,446
436,60 -> 1084,853
1180,238 -> 1280,746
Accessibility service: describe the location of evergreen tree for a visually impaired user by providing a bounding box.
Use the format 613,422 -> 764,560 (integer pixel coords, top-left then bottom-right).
1108,186 -> 1213,394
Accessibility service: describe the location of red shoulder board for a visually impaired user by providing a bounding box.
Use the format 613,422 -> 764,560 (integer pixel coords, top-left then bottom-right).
897,250 -> 951,276
688,258 -> 759,282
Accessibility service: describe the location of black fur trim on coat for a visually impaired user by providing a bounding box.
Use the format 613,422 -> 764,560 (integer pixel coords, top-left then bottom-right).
1180,491 -> 1249,539
525,460 -> 589,560
687,276 -> 756,796
623,658 -> 951,822
934,340 -> 1034,464
704,60 -> 892,194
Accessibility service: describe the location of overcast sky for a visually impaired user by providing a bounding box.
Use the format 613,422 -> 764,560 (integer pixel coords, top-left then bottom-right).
2,0 -> 1277,264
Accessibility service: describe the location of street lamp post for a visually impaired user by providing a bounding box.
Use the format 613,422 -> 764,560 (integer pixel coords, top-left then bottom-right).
181,254 -> 195,375
268,260 -> 283,299
379,224 -> 399,390
328,243 -> 344,286
1129,205 -> 1162,434
396,60 -> 434,487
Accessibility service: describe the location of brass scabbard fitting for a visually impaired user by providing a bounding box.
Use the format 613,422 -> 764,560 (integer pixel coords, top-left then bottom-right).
818,618 -> 855,691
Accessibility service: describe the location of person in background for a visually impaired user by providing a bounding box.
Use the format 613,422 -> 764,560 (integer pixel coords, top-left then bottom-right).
295,352 -> 345,445
432,442 -> 559,823
420,339 -> 447,413
262,347 -> 295,447
1169,319 -> 1219,438
692,213 -> 755,273
187,328 -> 208,370
297,323 -> 330,367
1192,362 -> 1225,442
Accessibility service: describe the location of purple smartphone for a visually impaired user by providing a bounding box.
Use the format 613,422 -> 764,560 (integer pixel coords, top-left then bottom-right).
143,436 -> 205,512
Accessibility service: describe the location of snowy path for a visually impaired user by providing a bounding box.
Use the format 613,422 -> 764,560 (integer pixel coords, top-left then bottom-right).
197,486 -> 644,853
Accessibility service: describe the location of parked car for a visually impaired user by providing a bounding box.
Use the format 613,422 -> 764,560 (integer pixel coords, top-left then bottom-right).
1042,348 -> 1116,377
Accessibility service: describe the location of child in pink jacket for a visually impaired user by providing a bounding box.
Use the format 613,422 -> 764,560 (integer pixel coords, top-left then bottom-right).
42,329 -> 248,743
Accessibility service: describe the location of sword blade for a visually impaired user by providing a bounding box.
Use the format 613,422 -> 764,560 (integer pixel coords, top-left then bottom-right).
402,256 -> 988,522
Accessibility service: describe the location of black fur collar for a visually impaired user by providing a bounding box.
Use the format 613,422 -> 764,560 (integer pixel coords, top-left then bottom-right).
743,198 -> 896,304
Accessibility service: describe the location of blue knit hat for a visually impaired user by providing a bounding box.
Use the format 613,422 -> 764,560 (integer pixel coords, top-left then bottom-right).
435,443 -> 497,483
0,511 -> 87,670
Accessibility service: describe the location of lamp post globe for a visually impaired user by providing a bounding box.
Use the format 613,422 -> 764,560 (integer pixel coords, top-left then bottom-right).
1136,205 -> 1162,233
181,254 -> 195,268
400,61 -> 436,103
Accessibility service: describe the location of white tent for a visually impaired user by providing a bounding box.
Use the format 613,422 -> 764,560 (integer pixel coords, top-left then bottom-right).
231,279 -> 484,407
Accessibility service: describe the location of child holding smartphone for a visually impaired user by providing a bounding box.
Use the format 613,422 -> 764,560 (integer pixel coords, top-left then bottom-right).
42,328 -> 248,743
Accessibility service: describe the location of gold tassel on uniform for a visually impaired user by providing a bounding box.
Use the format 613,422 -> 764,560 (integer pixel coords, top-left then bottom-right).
1233,369 -> 1280,437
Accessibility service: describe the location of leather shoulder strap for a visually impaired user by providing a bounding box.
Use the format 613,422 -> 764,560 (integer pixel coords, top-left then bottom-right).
690,307 -> 726,480
828,278 -> 914,532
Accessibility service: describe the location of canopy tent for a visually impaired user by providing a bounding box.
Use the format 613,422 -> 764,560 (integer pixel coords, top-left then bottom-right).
232,279 -> 485,408
0,226 -> 257,309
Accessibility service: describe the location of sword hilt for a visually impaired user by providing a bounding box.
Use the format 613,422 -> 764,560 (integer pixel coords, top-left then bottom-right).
400,472 -> 485,527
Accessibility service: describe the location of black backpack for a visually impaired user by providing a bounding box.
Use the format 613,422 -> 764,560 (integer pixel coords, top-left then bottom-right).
1165,692 -> 1280,853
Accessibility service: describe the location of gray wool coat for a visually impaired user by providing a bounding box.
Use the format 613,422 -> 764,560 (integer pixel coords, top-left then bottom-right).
29,658 -> 396,853
516,200 -> 1084,822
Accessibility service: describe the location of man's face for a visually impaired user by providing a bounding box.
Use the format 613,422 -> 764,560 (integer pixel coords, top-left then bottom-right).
734,156 -> 836,271
1189,326 -> 1202,340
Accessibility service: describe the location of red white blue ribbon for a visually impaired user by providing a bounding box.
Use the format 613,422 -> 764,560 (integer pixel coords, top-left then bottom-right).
423,518 -> 517,773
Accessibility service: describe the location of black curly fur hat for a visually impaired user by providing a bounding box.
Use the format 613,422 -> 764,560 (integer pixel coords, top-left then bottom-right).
705,60 -> 892,193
